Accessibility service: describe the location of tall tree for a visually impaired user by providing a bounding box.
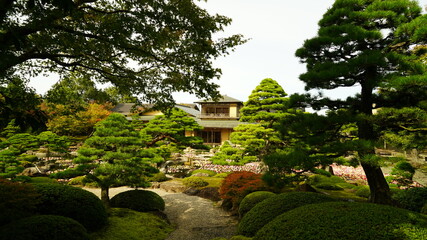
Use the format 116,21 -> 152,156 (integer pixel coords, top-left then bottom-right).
45,73 -> 112,107
240,78 -> 290,127
74,113 -> 157,207
1,0 -> 245,106
295,0 -> 426,204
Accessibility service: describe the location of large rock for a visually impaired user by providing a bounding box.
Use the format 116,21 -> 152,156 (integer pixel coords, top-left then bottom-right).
159,181 -> 187,193
21,167 -> 48,177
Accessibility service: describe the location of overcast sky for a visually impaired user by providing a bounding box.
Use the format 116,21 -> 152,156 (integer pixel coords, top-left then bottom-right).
29,0 -> 427,103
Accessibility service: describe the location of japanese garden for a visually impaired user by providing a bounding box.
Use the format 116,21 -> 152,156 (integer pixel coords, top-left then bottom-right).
1,0 -> 427,240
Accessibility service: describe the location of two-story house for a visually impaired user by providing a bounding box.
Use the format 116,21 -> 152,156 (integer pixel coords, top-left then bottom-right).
193,95 -> 244,145
111,95 -> 246,145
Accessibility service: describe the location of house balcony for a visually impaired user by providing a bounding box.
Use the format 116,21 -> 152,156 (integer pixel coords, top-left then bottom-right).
198,113 -> 239,119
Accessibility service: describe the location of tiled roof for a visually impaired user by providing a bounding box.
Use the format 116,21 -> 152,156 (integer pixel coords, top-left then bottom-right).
175,104 -> 200,117
194,95 -> 242,104
111,103 -> 135,115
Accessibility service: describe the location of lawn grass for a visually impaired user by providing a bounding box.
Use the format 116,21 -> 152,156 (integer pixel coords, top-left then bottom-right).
90,208 -> 173,240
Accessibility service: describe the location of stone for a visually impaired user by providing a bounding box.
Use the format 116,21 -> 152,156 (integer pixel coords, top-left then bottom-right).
184,188 -> 200,196
296,183 -> 318,193
192,172 -> 210,177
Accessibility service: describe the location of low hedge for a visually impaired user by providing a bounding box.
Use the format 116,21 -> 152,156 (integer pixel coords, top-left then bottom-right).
190,169 -> 217,177
0,215 -> 89,240
110,190 -> 165,212
182,177 -> 209,188
32,184 -> 108,231
392,187 -> 427,213
238,191 -> 276,218
238,192 -> 337,237
254,202 -> 427,240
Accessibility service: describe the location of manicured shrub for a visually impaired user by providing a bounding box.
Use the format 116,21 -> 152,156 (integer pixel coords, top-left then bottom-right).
391,161 -> 415,186
238,191 -> 276,218
355,185 -> 371,198
182,177 -> 209,188
190,169 -> 217,177
110,190 -> 165,212
148,172 -> 170,182
0,179 -> 40,226
254,202 -> 427,240
219,171 -> 267,211
0,215 -> 89,240
33,183 -> 108,231
307,174 -> 347,190
89,208 -> 173,240
29,177 -> 58,184
392,187 -> 427,213
239,192 -> 337,237
68,175 -> 86,186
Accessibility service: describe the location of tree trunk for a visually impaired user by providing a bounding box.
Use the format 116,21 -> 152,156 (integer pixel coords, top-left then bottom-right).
359,74 -> 392,204
101,186 -> 110,209
361,163 -> 392,204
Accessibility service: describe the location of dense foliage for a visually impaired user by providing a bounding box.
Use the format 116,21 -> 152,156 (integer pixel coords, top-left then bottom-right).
238,192 -> 337,237
0,179 -> 40,226
254,202 -> 427,240
392,187 -> 427,213
182,177 -> 209,188
33,184 -> 108,231
110,190 -> 165,212
1,0 -> 245,107
0,215 -> 89,240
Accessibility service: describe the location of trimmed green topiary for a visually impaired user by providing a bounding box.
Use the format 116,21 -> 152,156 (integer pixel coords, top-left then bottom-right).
182,176 -> 209,188
110,190 -> 165,212
239,191 -> 276,218
0,215 -> 89,240
254,202 -> 427,240
238,192 -> 337,237
190,169 -> 217,177
392,187 -> 427,213
32,183 -> 108,231
147,172 -> 170,182
307,174 -> 347,190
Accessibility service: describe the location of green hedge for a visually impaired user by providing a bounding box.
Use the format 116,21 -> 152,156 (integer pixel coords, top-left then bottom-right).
33,184 -> 108,231
238,191 -> 276,218
392,187 -> 427,213
110,190 -> 165,212
254,202 -> 427,240
0,215 -> 89,240
238,192 -> 337,237
190,169 -> 217,177
182,177 -> 209,188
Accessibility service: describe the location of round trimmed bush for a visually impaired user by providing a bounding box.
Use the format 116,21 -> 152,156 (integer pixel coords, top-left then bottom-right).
254,202 -> 427,240
392,187 -> 427,213
182,177 -> 209,188
238,191 -> 276,218
110,190 -> 165,212
32,183 -> 108,231
0,215 -> 89,240
238,192 -> 337,237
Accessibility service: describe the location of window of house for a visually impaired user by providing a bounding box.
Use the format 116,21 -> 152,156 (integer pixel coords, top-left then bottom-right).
198,130 -> 221,143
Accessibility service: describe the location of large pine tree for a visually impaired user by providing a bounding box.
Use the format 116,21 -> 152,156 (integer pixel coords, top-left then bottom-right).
296,0 -> 426,204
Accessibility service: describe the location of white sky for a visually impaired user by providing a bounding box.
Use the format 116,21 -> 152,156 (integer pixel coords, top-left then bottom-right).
29,0 -> 427,103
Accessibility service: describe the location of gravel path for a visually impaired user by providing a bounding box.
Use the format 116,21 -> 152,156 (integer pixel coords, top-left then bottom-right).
84,187 -> 238,240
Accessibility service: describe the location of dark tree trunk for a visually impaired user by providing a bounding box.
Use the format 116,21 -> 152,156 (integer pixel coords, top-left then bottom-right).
101,186 -> 110,209
359,75 -> 392,205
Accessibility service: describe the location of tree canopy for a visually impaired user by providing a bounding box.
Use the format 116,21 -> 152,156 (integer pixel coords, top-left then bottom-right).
1,0 -> 245,106
295,0 -> 426,204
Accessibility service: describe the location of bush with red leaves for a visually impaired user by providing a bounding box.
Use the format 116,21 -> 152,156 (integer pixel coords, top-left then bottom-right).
219,171 -> 267,211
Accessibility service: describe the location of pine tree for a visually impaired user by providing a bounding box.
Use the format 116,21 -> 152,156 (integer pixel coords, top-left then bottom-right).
240,78 -> 290,127
295,0 -> 426,204
74,113 -> 157,207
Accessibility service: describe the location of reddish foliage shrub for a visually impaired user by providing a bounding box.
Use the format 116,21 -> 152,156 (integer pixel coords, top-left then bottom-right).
219,171 -> 267,210
0,178 -> 41,226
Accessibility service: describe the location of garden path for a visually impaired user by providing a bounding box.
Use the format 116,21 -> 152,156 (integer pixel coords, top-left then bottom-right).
84,186 -> 238,240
